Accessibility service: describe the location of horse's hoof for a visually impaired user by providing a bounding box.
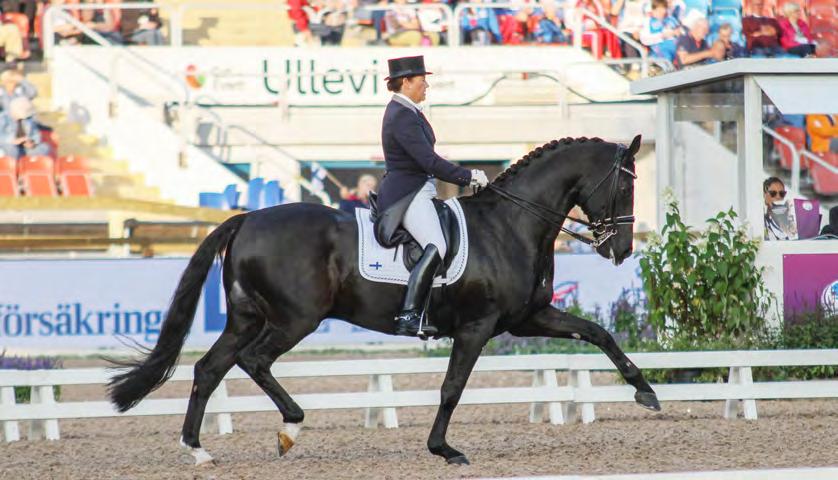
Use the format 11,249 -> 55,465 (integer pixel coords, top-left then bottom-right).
635,391 -> 661,411
277,432 -> 294,457
180,437 -> 216,466
277,422 -> 302,457
447,455 -> 470,465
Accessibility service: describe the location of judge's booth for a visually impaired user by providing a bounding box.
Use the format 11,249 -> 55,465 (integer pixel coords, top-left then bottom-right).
631,59 -> 838,322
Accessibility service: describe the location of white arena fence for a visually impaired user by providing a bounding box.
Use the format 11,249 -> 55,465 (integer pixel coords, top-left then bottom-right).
3,349 -> 838,442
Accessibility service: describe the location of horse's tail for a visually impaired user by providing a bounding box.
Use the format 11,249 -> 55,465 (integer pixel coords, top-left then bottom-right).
107,213 -> 246,412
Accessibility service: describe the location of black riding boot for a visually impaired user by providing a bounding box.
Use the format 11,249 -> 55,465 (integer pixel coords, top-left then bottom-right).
394,244 -> 442,339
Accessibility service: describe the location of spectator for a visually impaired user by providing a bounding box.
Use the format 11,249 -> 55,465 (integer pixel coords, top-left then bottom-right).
674,11 -> 724,69
383,0 -> 439,46
417,5 -> 447,45
80,0 -> 124,44
532,0 -> 569,45
310,0 -> 348,45
0,69 -> 36,114
460,0 -> 500,45
287,0 -> 315,46
50,0 -> 83,45
130,14 -> 164,46
818,206 -> 838,238
742,0 -> 784,56
640,0 -> 681,63
777,1 -> 816,57
0,6 -> 24,61
763,176 -> 796,241
339,174 -> 378,213
618,0 -> 646,66
714,23 -> 747,60
806,114 -> 838,154
0,96 -> 49,159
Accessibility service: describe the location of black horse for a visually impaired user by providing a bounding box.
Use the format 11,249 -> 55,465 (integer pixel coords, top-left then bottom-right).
108,135 -> 660,466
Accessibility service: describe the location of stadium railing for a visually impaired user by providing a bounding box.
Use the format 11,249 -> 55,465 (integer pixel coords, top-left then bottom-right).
4,349 -> 838,441
763,124 -> 838,196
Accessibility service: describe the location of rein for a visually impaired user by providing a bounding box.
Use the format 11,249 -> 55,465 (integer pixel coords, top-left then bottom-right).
486,145 -> 636,248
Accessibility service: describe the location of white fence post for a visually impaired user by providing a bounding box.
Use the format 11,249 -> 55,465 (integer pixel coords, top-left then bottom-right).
364,374 -> 398,429
28,386 -> 59,440
724,367 -> 758,420
201,380 -> 233,435
565,369 -> 596,424
529,369 -> 564,425
1,386 -> 20,442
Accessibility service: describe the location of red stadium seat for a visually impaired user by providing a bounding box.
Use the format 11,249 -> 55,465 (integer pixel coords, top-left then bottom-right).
0,156 -> 17,197
813,30 -> 838,55
773,126 -> 808,171
19,155 -> 57,197
810,152 -> 838,195
57,156 -> 93,197
40,128 -> 58,157
810,15 -> 838,34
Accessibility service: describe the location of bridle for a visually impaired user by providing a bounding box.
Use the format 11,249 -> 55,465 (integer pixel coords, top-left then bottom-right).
486,145 -> 636,248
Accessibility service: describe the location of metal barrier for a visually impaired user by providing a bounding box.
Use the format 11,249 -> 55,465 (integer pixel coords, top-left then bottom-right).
763,124 -> 838,194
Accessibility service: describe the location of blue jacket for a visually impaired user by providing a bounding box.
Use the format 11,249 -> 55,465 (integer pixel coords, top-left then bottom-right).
376,95 -> 472,214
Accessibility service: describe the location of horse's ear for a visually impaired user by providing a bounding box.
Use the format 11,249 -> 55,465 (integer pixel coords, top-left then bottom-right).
627,135 -> 642,158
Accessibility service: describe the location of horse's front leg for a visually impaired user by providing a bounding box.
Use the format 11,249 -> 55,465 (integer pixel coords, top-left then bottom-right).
509,306 -> 660,411
427,318 -> 496,465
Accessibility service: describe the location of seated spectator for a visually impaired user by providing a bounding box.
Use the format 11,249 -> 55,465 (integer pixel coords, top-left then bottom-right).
742,0 -> 784,56
130,14 -> 164,46
532,0 -> 569,45
338,174 -> 378,213
384,0 -> 439,46
310,0 -> 348,46
640,0 -> 682,63
763,176 -> 796,241
818,206 -> 838,238
618,0 -> 646,65
0,7 -> 24,61
777,1 -> 816,57
714,23 -> 747,60
0,69 -> 36,114
287,0 -> 316,46
50,0 -> 83,45
806,114 -> 838,154
80,0 -> 124,45
0,97 -> 49,160
460,0 -> 500,45
674,11 -> 724,69
417,5 -> 447,45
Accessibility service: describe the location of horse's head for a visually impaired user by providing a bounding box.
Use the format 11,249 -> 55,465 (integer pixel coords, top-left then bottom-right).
576,135 -> 641,266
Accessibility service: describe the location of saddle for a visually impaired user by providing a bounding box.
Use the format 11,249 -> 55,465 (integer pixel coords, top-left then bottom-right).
368,191 -> 461,276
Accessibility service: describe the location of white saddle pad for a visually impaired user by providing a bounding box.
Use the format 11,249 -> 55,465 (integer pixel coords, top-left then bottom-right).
356,197 -> 468,287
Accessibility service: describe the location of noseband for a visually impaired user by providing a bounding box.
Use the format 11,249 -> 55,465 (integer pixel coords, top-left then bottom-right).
486,145 -> 636,248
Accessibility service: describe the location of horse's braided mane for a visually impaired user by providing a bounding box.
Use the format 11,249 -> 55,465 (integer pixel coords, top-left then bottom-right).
490,136 -> 604,186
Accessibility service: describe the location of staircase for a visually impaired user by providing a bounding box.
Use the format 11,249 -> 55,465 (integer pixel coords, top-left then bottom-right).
157,0 -> 295,46
26,69 -> 163,202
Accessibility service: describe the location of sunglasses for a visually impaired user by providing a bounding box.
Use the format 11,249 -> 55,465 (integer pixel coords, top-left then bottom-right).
768,190 -> 787,199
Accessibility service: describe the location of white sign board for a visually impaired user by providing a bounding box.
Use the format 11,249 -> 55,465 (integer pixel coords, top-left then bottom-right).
0,254 -> 641,354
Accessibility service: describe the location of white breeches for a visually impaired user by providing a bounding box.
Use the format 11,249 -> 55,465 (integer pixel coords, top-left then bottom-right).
402,181 -> 447,259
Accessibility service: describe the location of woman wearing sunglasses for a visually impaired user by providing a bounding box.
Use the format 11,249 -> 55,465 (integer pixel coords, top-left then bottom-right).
763,176 -> 796,241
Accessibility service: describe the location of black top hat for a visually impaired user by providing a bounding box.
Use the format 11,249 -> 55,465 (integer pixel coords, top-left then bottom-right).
385,55 -> 432,81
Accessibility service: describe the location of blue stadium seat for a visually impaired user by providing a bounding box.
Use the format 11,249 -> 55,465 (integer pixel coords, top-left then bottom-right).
711,0 -> 741,12
222,184 -> 240,209
683,0 -> 710,15
261,180 -> 284,208
247,177 -> 264,210
199,192 -> 228,209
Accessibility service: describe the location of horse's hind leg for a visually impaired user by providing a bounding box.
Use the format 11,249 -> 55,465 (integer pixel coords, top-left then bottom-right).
510,305 -> 660,411
180,309 -> 263,465
236,318 -> 316,458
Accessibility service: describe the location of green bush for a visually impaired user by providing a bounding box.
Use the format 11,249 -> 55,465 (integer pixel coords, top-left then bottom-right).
638,197 -> 774,347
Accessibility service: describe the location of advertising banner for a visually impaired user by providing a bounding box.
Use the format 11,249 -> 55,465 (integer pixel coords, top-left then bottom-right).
52,46 -> 624,107
783,253 -> 838,318
0,254 -> 641,353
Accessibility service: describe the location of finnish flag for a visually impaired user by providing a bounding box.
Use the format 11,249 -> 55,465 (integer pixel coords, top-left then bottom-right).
311,163 -> 327,193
